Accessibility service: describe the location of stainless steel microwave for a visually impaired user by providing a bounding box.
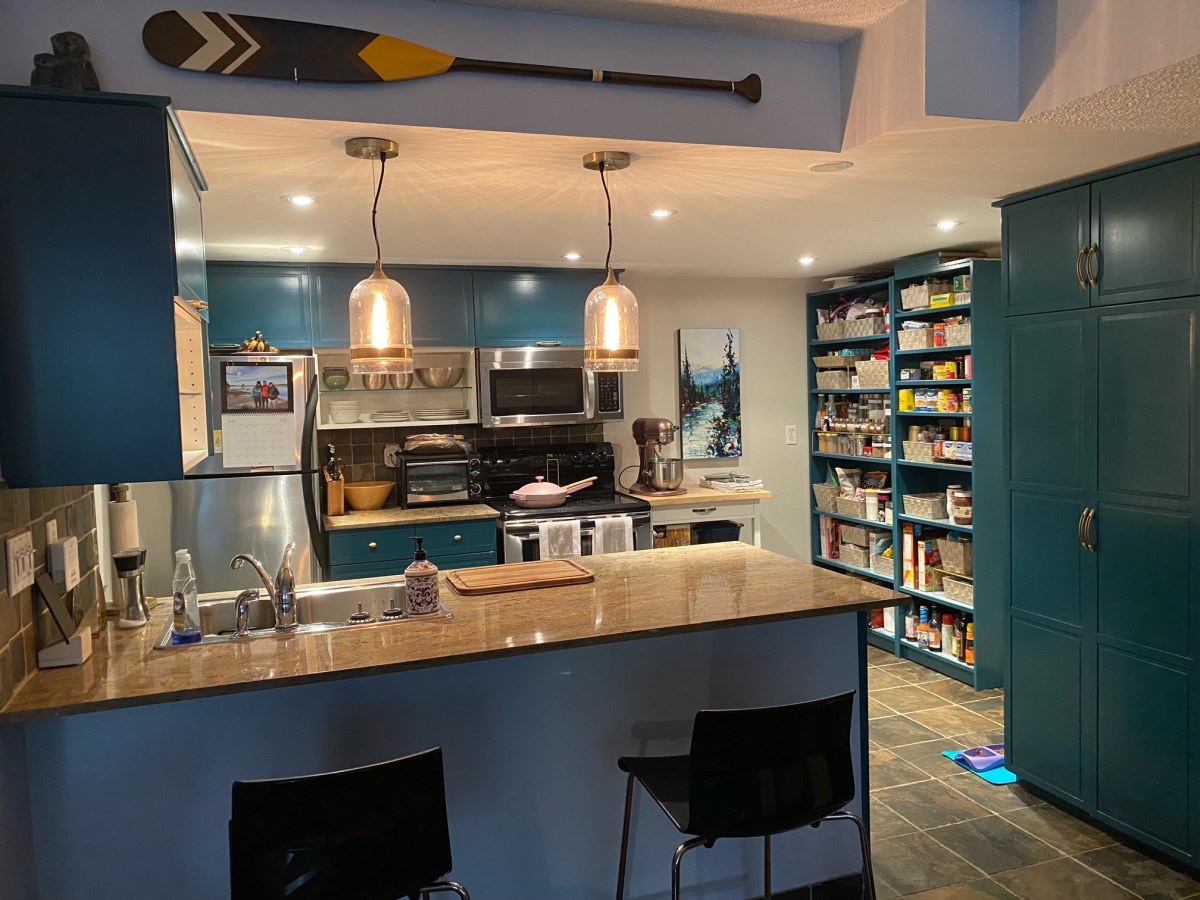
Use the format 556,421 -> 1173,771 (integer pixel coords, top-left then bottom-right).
477,346 -> 624,428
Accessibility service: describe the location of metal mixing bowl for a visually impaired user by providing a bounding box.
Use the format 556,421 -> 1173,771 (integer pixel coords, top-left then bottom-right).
388,373 -> 414,389
650,457 -> 685,491
415,366 -> 465,389
361,373 -> 388,390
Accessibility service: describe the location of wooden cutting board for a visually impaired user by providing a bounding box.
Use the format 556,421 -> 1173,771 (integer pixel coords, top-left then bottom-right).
446,559 -> 594,596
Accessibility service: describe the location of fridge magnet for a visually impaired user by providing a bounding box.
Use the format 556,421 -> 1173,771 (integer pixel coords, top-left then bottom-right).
679,328 -> 742,459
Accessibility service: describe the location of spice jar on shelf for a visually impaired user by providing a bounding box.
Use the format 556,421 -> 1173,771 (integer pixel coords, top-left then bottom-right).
950,488 -> 973,525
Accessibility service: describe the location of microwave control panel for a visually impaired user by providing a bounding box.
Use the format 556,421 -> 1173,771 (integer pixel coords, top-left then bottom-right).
596,373 -> 622,413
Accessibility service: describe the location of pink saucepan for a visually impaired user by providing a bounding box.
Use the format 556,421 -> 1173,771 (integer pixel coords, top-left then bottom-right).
508,475 -> 598,509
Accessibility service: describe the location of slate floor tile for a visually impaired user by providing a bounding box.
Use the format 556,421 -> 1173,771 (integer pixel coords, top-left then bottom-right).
869,696 -> 896,719
872,831 -> 986,895
991,857 -> 1136,899
905,706 -> 998,739
870,715 -> 941,749
873,779 -> 991,830
961,696 -> 1005,723
939,772 -> 1046,815
869,798 -> 922,840
884,660 -> 947,684
1076,843 -> 1200,900
869,748 -> 932,790
869,667 -> 910,691
906,878 -> 1021,899
1000,805 -> 1116,855
925,814 -> 1061,874
920,678 -> 1000,704
870,685 -> 954,714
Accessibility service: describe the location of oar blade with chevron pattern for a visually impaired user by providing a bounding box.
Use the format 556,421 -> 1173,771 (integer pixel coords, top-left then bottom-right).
142,11 -> 761,101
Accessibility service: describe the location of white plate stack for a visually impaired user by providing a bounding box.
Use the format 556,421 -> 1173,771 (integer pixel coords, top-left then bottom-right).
415,408 -> 469,420
365,411 -> 413,423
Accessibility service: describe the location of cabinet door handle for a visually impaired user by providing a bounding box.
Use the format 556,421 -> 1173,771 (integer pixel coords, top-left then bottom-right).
1084,508 -> 1097,552
454,534 -> 462,542
367,541 -> 378,550
1085,244 -> 1100,287
1075,247 -> 1087,289
1077,508 -> 1088,549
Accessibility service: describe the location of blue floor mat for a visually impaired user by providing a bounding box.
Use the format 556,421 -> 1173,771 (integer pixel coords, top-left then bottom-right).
941,749 -> 1018,784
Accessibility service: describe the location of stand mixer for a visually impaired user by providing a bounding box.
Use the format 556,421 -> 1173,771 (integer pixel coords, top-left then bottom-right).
628,417 -> 687,496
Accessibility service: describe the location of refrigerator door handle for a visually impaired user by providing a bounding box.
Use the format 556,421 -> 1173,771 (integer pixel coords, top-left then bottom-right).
300,373 -> 326,573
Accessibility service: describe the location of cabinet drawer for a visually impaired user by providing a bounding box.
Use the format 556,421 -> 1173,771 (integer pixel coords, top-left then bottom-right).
428,550 -> 496,571
651,502 -> 756,526
416,520 -> 497,555
328,526 -> 414,565
328,560 -> 408,581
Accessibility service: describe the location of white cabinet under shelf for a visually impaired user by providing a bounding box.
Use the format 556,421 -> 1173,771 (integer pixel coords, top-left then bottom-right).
622,487 -> 771,548
174,296 -> 209,472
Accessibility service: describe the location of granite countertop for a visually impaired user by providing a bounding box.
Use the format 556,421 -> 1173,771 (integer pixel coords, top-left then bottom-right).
0,544 -> 898,723
618,485 -> 773,507
323,504 -> 500,531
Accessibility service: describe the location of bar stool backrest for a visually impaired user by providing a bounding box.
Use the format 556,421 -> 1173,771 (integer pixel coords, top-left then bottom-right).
685,691 -> 856,838
229,747 -> 453,900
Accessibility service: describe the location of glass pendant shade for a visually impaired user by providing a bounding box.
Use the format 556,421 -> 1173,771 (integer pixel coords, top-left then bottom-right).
583,270 -> 639,371
348,262 -> 413,375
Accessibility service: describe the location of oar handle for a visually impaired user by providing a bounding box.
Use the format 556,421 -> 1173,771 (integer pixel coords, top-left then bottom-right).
451,58 -> 761,103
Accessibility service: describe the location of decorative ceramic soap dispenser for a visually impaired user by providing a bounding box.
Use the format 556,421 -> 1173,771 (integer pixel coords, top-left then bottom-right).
405,536 -> 440,616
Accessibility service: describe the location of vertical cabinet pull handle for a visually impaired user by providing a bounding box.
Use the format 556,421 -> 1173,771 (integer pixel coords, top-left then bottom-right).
1084,508 -> 1097,552
1086,244 -> 1100,287
1078,508 -> 1088,548
1075,247 -> 1087,289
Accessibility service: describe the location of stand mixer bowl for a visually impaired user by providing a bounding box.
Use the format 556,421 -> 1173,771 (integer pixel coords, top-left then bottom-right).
648,457 -> 685,491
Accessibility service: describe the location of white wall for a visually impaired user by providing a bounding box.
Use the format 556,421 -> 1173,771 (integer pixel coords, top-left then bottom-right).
606,274 -> 822,561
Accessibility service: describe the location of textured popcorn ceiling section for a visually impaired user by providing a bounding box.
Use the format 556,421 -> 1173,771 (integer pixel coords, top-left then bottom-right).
431,0 -> 912,42
1023,55 -> 1200,140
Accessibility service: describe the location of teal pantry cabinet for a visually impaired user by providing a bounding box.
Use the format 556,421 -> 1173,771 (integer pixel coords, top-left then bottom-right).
472,269 -> 606,346
207,263 -> 311,348
0,87 -> 208,487
999,148 -> 1200,866
327,518 -> 497,580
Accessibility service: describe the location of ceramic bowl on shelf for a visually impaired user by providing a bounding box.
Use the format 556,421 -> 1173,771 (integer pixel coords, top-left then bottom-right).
329,410 -> 361,425
343,480 -> 394,511
415,366 -> 465,389
321,367 -> 350,390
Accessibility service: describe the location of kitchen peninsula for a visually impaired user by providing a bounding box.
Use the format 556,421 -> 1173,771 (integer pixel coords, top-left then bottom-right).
1,543 -> 896,898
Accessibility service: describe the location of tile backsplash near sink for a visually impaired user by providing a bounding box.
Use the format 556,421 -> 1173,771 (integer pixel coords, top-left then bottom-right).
0,480 -> 101,708
321,424 -> 605,505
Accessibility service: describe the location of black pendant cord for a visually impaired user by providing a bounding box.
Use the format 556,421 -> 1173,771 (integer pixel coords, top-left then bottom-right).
371,154 -> 386,265
600,162 -> 613,273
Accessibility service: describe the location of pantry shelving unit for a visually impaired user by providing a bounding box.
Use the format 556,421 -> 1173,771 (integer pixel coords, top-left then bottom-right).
807,260 -> 1002,689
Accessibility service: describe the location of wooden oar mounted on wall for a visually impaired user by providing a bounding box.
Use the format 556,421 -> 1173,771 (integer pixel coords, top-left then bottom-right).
142,11 -> 762,103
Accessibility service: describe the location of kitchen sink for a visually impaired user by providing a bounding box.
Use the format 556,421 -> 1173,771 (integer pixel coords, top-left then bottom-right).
153,580 -> 449,649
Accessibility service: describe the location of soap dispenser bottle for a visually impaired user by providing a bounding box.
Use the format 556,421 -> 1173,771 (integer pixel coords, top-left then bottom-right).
405,536 -> 440,616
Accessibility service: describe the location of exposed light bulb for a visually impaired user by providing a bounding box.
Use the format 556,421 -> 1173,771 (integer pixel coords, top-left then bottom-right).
799,256 -> 816,266
281,195 -> 317,207
936,220 -> 961,231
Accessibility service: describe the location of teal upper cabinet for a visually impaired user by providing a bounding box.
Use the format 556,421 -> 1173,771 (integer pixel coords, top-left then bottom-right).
0,87 -> 199,487
207,263 -> 311,348
473,269 -> 605,346
1090,157 -> 1200,306
1002,186 -> 1090,316
312,265 -> 473,347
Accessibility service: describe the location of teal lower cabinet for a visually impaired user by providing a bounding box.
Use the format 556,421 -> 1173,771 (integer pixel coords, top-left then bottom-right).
327,519 -> 497,581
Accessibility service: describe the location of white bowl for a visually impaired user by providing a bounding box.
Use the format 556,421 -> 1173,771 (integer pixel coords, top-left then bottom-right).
330,410 -> 361,424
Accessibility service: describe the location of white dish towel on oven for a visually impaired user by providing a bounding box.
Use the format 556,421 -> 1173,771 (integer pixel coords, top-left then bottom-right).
538,520 -> 581,559
594,515 -> 634,555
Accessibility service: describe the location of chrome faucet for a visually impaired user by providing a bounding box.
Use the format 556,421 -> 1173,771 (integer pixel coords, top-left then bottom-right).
230,542 -> 298,632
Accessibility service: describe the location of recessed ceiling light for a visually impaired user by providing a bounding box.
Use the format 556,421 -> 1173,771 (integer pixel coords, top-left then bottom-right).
281,195 -> 318,207
648,208 -> 677,218
562,251 -> 583,261
935,220 -> 961,231
798,256 -> 817,266
285,246 -> 310,255
809,161 -> 853,173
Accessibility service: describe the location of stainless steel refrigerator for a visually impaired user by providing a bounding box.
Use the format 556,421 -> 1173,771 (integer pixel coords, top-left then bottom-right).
133,353 -> 324,598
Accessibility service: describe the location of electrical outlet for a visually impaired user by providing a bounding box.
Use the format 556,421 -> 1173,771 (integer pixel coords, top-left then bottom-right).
6,531 -> 35,596
785,425 -> 798,445
383,444 -> 402,468
46,519 -> 58,545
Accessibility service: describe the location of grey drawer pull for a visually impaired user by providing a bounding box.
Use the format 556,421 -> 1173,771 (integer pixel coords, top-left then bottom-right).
692,507 -> 718,514
367,541 -> 378,550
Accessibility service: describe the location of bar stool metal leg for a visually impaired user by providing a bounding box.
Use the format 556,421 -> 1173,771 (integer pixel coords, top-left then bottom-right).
615,773 -> 636,900
421,882 -> 472,899
764,833 -> 772,899
670,836 -> 713,900
821,811 -> 876,900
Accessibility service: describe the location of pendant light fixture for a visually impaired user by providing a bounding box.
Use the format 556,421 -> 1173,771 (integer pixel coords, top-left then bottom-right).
582,151 -> 639,372
344,137 -> 413,376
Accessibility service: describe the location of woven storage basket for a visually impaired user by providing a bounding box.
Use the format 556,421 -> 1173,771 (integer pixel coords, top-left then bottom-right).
816,321 -> 845,341
943,576 -> 974,607
841,524 -> 869,546
812,483 -> 838,512
855,360 -> 890,389
844,317 -> 887,338
836,497 -> 868,518
903,492 -> 948,519
813,353 -> 869,369
903,441 -> 935,462
815,370 -> 852,390
944,322 -> 972,345
839,544 -> 870,569
871,554 -> 895,578
936,539 -> 974,576
897,329 -> 935,351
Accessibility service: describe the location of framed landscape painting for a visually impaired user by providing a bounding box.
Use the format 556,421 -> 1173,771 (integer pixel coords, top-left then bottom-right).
678,328 -> 742,458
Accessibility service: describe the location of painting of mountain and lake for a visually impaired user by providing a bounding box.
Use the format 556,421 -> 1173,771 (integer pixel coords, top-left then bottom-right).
678,328 -> 742,459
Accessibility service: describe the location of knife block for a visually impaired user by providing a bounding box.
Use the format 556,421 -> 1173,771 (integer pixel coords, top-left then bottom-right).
324,471 -> 345,517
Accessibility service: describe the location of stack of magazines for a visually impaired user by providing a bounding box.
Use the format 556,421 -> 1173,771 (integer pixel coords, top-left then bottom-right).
700,473 -> 765,493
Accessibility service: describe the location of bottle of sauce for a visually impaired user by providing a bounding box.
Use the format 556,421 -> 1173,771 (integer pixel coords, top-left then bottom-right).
952,614 -> 965,659
965,622 -> 975,666
928,604 -> 942,652
917,605 -> 930,649
404,536 -> 440,616
904,601 -> 918,641
941,613 -> 955,656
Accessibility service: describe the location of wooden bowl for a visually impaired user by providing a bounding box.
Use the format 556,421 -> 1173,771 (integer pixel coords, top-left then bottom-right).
343,480 -> 394,511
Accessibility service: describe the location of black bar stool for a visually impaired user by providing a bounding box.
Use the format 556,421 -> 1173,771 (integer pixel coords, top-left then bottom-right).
615,691 -> 874,900
229,747 -> 471,900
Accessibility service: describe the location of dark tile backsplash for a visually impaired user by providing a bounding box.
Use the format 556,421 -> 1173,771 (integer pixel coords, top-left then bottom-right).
319,424 -> 605,506
0,480 -> 100,709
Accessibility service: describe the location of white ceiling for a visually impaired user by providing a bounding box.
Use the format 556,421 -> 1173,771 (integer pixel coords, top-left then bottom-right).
183,109 -> 1188,279
431,0 -> 915,42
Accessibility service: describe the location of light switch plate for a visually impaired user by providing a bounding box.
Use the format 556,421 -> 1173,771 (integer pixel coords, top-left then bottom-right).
45,519 -> 58,545
6,531 -> 35,596
50,537 -> 81,590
